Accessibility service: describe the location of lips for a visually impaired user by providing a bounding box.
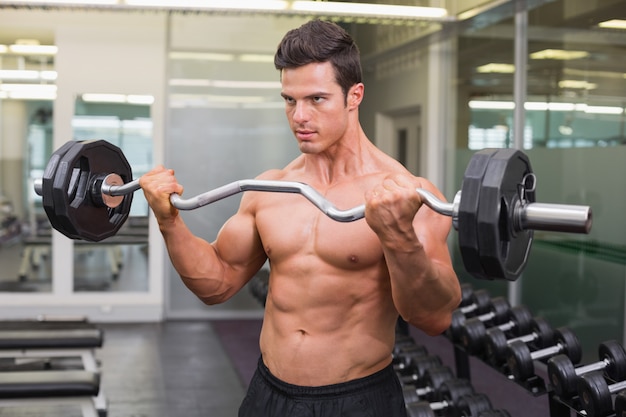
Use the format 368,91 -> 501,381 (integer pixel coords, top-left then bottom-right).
295,129 -> 315,140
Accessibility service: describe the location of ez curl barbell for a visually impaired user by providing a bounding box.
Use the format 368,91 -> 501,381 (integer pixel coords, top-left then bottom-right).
33,140 -> 592,281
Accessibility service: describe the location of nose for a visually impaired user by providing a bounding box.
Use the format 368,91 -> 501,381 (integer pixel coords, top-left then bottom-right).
292,101 -> 309,124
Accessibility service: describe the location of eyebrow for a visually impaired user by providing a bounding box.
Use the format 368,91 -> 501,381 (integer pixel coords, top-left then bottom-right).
280,92 -> 331,100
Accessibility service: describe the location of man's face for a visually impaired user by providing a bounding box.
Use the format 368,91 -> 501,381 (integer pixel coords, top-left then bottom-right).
280,61 -> 351,154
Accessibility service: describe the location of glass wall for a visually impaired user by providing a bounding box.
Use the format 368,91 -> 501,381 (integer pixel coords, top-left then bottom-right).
71,97 -> 153,292
0,28 -> 56,291
164,14 -> 306,318
450,0 -> 626,360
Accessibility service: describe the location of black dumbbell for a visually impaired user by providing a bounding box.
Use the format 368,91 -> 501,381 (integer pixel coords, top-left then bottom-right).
458,283 -> 476,307
398,355 -> 444,383
548,340 -> 626,399
406,393 -> 493,417
456,288 -> 493,318
484,317 -> 554,366
402,366 -> 456,401
614,389 -> 626,416
459,305 -> 533,355
577,372 -> 626,417
449,296 -> 511,342
394,347 -> 430,373
506,327 -> 581,381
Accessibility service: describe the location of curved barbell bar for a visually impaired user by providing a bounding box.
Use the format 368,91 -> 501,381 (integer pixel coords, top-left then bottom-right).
34,176 -> 592,234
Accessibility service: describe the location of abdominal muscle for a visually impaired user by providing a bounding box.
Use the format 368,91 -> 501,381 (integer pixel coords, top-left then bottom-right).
258,260 -> 399,387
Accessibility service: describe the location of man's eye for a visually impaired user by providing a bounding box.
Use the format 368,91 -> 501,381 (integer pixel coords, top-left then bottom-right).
284,97 -> 295,104
313,97 -> 324,103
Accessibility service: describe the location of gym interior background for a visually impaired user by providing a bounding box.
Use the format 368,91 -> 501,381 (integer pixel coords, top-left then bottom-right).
0,0 -> 624,416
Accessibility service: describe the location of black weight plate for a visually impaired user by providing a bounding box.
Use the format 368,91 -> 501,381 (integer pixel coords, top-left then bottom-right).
458,149 -> 498,279
531,317 -> 554,348
460,283 -> 474,306
507,340 -> 534,380
556,327 -> 582,365
598,340 -> 626,381
448,310 -> 467,341
472,289 -> 493,314
509,305 -> 533,335
577,372 -> 612,417
614,390 -> 626,417
456,393 -> 493,417
476,148 -> 535,280
485,327 -> 508,364
547,354 -> 577,398
489,296 -> 511,324
41,141 -> 80,238
51,140 -> 133,241
460,317 -> 487,354
424,366 -> 455,391
438,379 -> 475,403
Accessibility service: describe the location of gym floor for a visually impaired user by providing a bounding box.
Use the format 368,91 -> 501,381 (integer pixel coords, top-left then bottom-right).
0,319 -> 563,417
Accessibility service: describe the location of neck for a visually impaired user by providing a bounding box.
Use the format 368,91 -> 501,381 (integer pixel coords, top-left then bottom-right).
302,126 -> 375,185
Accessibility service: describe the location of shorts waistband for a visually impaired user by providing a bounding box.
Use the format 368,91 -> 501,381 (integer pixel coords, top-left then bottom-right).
256,356 -> 395,399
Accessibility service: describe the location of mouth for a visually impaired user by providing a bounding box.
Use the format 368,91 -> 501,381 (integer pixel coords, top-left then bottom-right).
295,129 -> 316,141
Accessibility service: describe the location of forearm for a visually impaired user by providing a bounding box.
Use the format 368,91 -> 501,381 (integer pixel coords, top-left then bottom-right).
158,216 -> 230,304
382,236 -> 460,335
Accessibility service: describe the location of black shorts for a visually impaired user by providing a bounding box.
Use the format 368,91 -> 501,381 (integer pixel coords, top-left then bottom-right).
238,357 -> 407,417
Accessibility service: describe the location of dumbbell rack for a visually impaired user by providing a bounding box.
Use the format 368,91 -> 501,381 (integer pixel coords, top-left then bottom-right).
451,336 -> 592,417
448,312 -> 591,416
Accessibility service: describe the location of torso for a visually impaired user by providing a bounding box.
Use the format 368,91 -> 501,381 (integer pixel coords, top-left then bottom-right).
251,151 -> 407,386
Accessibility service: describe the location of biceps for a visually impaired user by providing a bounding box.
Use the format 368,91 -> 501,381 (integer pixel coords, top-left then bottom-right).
214,212 -> 267,281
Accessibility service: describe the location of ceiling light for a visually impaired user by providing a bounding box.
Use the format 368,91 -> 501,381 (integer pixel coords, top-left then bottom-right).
0,83 -> 57,100
127,95 -> 155,105
0,69 -> 58,82
468,100 -> 514,110
1,0 -> 450,21
126,0 -> 288,11
291,1 -> 448,19
0,45 -> 7,54
558,80 -> 597,90
530,49 -> 589,60
169,79 -> 281,89
598,19 -> 626,30
476,63 -> 515,73
239,54 -> 275,63
8,44 -> 58,55
4,0 -> 117,4
169,51 -> 234,61
469,100 -> 624,115
81,93 -> 154,104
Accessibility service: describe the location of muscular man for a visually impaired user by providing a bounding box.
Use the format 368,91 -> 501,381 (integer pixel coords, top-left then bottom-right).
141,19 -> 461,417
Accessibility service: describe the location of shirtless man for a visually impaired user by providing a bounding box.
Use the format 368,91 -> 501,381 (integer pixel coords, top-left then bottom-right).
140,19 -> 461,417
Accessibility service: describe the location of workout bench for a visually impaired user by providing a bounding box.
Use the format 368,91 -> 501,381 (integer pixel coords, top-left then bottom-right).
0,320 -> 107,416
0,370 -> 102,417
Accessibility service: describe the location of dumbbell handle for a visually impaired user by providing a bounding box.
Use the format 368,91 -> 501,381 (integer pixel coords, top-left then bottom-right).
575,358 -> 610,377
609,380 -> 626,395
510,331 -> 539,345
34,177 -> 593,231
531,341 -> 566,361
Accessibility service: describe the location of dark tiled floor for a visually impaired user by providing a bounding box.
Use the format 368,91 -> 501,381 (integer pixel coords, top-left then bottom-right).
0,321 -> 247,417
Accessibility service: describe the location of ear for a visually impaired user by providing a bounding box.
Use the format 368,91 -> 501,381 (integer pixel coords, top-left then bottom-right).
347,83 -> 364,109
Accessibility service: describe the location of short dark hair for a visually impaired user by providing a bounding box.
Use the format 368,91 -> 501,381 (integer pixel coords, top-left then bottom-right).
274,19 -> 362,99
